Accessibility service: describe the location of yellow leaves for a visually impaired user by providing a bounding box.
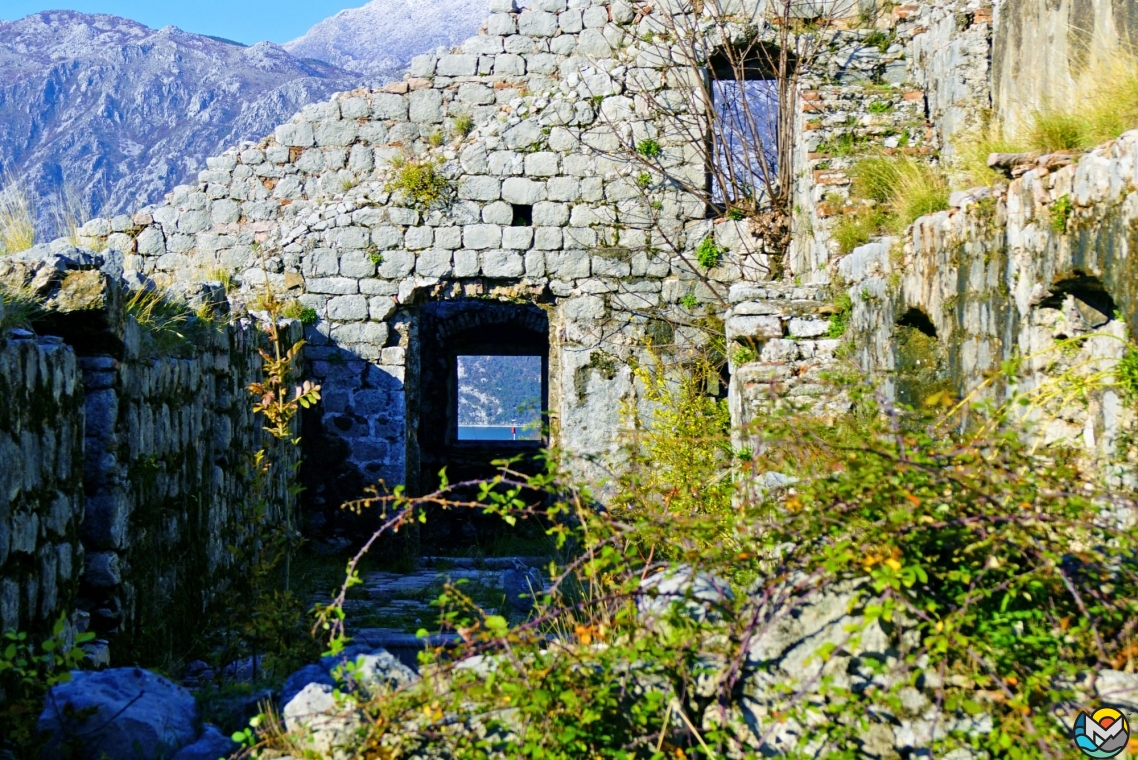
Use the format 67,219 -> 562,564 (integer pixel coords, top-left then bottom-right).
864,546 -> 902,572
786,496 -> 803,511
421,703 -> 444,722
884,557 -> 903,572
1004,675 -> 1019,686
575,624 -> 598,646
903,491 -> 921,507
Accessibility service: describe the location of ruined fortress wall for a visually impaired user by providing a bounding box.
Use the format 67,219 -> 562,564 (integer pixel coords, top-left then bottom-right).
993,0 -> 1138,136
835,135 -> 1138,468
0,333 -> 85,635
0,259 -> 300,660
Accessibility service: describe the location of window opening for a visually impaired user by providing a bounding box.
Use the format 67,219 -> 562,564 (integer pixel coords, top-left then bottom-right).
511,204 -> 533,227
456,355 -> 543,441
710,77 -> 779,206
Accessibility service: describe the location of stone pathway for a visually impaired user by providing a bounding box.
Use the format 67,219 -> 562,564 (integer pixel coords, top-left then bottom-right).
317,556 -> 551,667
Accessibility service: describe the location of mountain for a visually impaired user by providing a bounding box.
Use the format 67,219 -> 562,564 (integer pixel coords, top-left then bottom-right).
283,0 -> 491,85
0,11 -> 360,230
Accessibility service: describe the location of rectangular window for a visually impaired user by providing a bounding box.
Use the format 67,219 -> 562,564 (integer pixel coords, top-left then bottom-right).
711,78 -> 779,205
456,355 -> 543,441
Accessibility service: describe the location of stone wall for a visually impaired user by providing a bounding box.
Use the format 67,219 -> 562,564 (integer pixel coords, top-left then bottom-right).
0,252 -> 300,663
833,133 -> 1138,467
0,332 -> 85,635
993,0 -> 1138,136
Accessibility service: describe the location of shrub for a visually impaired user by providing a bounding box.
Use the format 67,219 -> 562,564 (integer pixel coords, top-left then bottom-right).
679,293 -> 699,309
695,236 -> 722,268
635,171 -> 651,189
1051,193 -> 1073,232
825,291 -> 853,338
281,300 -> 318,326
266,350 -> 1138,760
385,156 -> 454,209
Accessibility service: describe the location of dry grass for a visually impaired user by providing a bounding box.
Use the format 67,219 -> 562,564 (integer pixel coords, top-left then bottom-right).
1021,56 -> 1138,153
832,155 -> 949,253
0,178 -> 35,255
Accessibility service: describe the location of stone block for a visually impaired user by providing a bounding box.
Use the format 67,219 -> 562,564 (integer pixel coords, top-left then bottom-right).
525,250 -> 545,277
377,250 -> 415,278
489,151 -> 524,176
331,322 -> 389,345
372,93 -> 409,120
463,37 -> 504,56
308,278 -> 360,295
564,227 -> 598,248
482,250 -> 525,277
458,83 -> 496,106
340,251 -> 377,279
339,97 -> 370,119
315,120 -> 358,147
409,54 -> 436,77
788,318 -> 830,338
409,89 -> 444,123
533,201 -> 570,226
502,177 -> 547,204
404,227 -> 434,250
525,153 -> 560,176
503,227 -> 534,249
482,201 -> 513,225
487,13 -> 517,35
458,176 -> 502,201
371,226 -> 404,250
464,225 -> 503,249
435,227 -> 463,249
436,54 -> 478,76
547,250 -> 590,277
558,9 -> 584,32
504,120 -> 543,150
727,315 -> 783,342
563,295 -> 605,321
327,295 -> 369,321
416,250 -> 453,277
275,123 -> 314,148
369,296 -> 397,321
454,250 -> 481,277
495,54 -> 526,76
336,227 -> 371,249
84,552 -> 121,588
518,10 -> 558,36
534,227 -> 563,250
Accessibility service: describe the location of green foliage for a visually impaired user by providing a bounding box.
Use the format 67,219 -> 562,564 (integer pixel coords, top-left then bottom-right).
695,236 -> 722,268
280,300 -> 318,326
385,156 -> 454,209
867,99 -> 894,114
636,138 -> 662,158
1,615 -> 95,754
370,251 -> 384,265
635,171 -> 651,189
679,293 -> 699,310
832,206 -> 888,254
1117,347 -> 1138,401
862,29 -> 893,53
1051,193 -> 1073,232
428,130 -> 445,148
826,291 -> 853,338
731,344 -> 759,365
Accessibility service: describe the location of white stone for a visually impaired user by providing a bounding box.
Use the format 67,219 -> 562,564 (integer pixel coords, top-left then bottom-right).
502,177 -> 547,204
464,224 -> 503,249
482,250 -> 525,277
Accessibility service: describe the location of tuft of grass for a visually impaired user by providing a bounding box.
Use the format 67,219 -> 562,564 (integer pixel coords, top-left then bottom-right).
127,286 -> 222,357
451,113 -> 475,138
0,178 -> 35,255
955,131 -> 1029,188
0,283 -> 44,332
428,130 -> 446,148
831,156 -> 948,254
1022,56 -> 1138,153
281,300 -> 318,326
50,186 -> 89,247
385,156 -> 454,209
832,206 -> 888,254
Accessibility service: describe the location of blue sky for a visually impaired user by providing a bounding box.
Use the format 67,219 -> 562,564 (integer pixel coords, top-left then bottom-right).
1,0 -> 366,44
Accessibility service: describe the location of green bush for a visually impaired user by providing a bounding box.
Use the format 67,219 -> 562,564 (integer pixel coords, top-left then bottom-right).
1051,194 -> 1073,232
636,138 -> 662,158
385,156 -> 454,209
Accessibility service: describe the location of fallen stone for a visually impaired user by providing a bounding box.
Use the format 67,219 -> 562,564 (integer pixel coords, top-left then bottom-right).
38,668 -> 199,760
170,725 -> 238,760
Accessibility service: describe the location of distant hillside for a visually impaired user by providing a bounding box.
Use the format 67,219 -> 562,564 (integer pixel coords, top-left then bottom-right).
458,355 -> 543,427
0,11 -> 359,232
282,0 -> 490,86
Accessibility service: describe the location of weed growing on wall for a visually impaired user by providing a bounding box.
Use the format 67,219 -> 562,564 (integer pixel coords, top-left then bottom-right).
385,155 -> 454,209
125,286 -> 223,358
833,155 -> 949,253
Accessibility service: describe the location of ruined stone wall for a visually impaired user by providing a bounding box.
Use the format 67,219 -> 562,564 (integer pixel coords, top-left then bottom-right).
789,1 -> 994,280
0,331 -> 85,635
993,0 -> 1138,136
833,134 -> 1138,470
0,253 -> 299,663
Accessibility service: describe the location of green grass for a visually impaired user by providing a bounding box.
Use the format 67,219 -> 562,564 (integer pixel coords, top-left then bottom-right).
1020,56 -> 1138,154
451,113 -> 475,138
126,286 -> 224,358
696,237 -> 723,268
0,283 -> 44,332
832,155 -> 949,253
385,156 -> 454,208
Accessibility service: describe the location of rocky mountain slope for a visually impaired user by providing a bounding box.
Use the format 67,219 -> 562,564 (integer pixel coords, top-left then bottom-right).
282,0 -> 490,85
0,11 -> 360,229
